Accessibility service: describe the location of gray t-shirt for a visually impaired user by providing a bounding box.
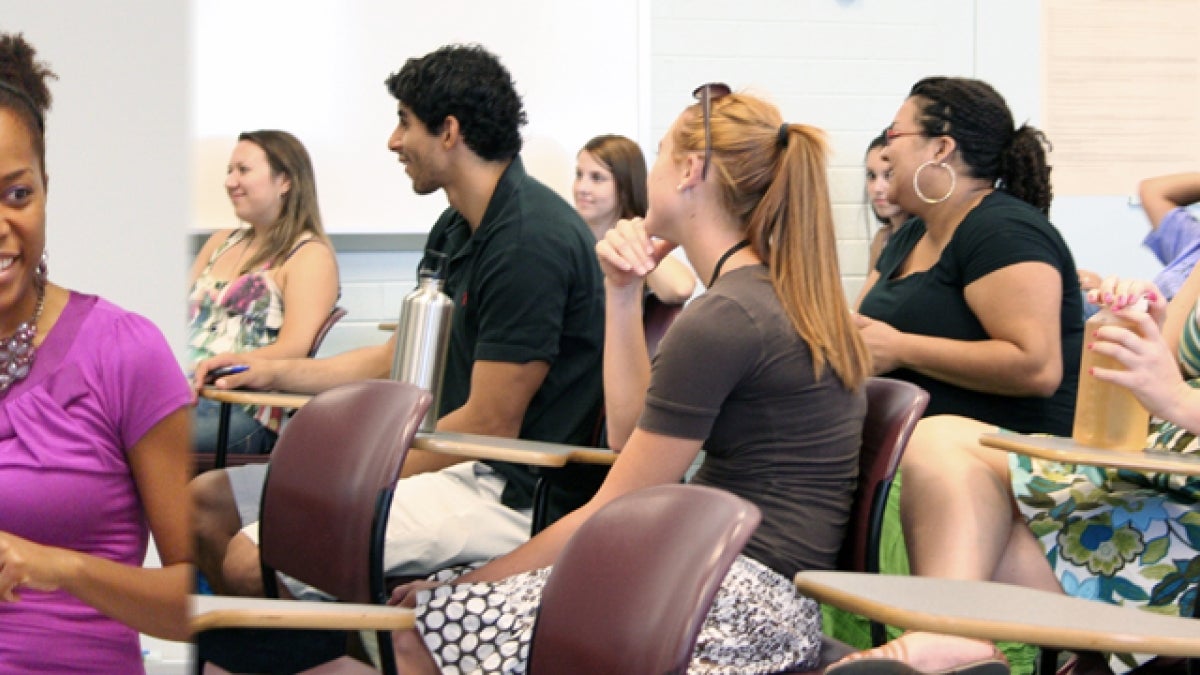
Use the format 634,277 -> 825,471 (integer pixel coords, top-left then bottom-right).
639,265 -> 865,577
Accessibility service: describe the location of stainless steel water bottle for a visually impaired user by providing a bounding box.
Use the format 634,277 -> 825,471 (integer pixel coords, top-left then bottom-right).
391,252 -> 453,432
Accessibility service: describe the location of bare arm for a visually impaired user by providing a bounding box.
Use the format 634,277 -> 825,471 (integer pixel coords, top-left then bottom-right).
1138,172 -> 1200,228
396,359 -> 551,477
0,408 -> 193,641
398,428 -> 701,593
602,282 -> 651,450
858,261 -> 1066,397
245,241 -> 340,360
196,337 -> 394,395
644,255 -> 696,305
187,230 -> 230,288
594,219 -> 671,449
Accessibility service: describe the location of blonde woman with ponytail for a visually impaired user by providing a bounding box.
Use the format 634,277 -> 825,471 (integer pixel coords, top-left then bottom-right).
389,85 -> 871,674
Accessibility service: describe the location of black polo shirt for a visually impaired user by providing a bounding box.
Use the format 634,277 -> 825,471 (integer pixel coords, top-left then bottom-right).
421,157 -> 606,519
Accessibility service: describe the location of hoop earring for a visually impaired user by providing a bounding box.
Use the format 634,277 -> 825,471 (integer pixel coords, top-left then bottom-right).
913,160 -> 956,204
36,251 -> 47,285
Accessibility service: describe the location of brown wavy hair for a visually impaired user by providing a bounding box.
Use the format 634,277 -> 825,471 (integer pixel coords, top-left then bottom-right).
672,92 -> 871,389
235,130 -> 332,274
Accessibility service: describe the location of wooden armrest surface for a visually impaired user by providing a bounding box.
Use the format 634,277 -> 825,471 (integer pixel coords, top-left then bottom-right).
980,432 -> 1200,476
199,387 -> 313,410
794,571 -> 1200,657
191,595 -> 413,633
413,431 -> 616,467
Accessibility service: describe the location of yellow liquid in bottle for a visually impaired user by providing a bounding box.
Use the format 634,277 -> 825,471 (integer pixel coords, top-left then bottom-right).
1071,312 -> 1150,451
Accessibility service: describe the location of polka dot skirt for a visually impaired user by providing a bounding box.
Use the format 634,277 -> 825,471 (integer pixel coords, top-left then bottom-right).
414,556 -> 822,674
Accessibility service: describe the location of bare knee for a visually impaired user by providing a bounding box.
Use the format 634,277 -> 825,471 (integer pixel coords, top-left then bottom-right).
392,629 -> 440,675
191,470 -> 240,537
222,532 -> 265,597
902,415 -> 1003,483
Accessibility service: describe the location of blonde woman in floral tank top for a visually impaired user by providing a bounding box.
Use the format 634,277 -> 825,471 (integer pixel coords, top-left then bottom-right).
187,131 -> 338,455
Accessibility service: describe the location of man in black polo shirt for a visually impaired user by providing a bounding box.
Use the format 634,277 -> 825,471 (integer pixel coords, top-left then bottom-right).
191,44 -> 604,597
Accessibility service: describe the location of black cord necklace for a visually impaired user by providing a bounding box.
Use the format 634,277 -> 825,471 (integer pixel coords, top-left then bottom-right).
709,239 -> 751,287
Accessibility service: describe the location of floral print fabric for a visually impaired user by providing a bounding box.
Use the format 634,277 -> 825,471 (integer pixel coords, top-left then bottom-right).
1012,379 -> 1200,623
187,229 -> 285,431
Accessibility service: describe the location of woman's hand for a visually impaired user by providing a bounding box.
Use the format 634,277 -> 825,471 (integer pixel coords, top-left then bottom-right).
192,354 -> 275,396
595,218 -> 677,291
853,312 -> 904,374
0,532 -> 72,602
388,579 -> 441,609
1088,277 -> 1168,328
1089,307 -> 1190,422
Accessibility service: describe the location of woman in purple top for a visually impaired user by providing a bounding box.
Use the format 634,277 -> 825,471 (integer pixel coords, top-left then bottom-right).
0,34 -> 193,672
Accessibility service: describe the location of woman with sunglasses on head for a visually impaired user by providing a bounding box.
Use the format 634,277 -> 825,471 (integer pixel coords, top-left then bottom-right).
573,134 -> 696,303
0,33 -> 193,671
390,84 -> 871,674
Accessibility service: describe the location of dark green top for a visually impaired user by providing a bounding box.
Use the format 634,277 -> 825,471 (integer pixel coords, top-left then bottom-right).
422,157 -> 606,520
859,190 -> 1083,435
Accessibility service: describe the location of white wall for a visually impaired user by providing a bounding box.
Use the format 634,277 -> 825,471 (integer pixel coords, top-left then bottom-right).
0,0 -> 190,356
190,0 -> 644,235
8,0 -> 1168,358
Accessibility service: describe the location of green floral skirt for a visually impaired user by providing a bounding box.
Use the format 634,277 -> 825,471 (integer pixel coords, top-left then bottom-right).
1012,397 -> 1200,622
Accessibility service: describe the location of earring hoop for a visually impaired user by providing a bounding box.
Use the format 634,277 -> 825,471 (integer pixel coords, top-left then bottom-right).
36,251 -> 47,286
913,160 -> 956,204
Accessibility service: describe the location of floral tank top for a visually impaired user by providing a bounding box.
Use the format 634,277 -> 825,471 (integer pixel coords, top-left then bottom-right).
188,229 -> 307,432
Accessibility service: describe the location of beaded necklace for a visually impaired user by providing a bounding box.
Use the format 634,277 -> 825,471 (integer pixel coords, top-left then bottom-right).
0,282 -> 46,395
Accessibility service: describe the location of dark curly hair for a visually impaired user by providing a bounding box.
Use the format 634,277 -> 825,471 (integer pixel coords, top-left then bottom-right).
384,44 -> 526,162
0,33 -> 57,171
909,77 -> 1052,214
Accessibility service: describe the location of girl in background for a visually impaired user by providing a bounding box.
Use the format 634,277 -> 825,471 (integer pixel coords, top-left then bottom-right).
574,134 -> 696,303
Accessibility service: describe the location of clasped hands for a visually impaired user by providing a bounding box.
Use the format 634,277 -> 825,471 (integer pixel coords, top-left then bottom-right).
595,217 -> 677,291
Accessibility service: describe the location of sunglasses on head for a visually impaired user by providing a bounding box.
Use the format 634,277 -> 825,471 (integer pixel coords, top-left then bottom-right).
692,82 -> 732,179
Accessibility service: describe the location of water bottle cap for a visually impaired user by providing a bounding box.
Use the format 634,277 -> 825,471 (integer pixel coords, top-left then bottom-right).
419,249 -> 449,280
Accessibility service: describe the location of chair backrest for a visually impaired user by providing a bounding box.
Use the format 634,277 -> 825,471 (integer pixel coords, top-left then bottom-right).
642,294 -> 684,360
526,484 -> 761,675
259,379 -> 431,604
838,377 -> 929,574
308,305 -> 348,358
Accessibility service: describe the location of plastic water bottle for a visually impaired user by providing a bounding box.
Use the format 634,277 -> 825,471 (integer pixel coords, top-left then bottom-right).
391,251 -> 454,432
1072,301 -> 1150,451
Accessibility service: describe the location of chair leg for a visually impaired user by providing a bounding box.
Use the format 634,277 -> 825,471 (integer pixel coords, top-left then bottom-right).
530,472 -> 552,535
214,402 -> 232,469
1039,648 -> 1060,675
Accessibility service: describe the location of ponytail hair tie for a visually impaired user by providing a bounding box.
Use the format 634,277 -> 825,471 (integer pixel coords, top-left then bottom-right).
777,123 -> 790,149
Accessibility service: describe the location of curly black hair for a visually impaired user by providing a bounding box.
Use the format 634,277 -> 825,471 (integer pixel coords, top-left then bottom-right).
910,77 -> 1052,214
384,44 -> 526,162
0,32 -> 57,169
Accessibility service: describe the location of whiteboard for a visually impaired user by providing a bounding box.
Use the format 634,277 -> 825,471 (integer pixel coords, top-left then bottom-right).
190,0 -> 644,234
